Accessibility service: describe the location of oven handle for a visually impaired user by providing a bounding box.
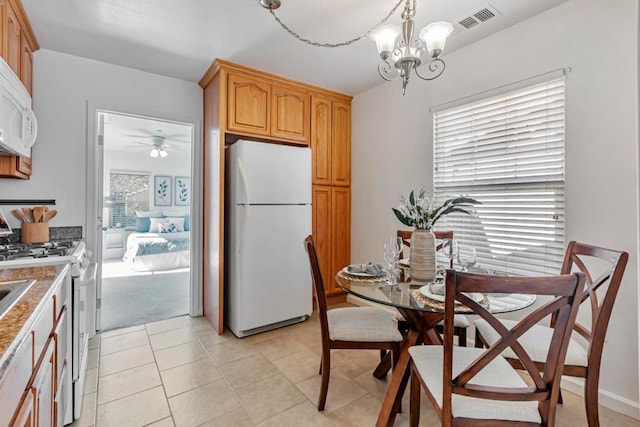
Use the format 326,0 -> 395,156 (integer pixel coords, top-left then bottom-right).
77,263 -> 97,287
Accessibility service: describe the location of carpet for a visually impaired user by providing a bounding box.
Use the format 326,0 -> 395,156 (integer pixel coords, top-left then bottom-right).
100,271 -> 189,331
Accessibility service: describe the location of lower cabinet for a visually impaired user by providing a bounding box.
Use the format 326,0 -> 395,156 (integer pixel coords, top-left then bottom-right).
312,185 -> 350,296
11,390 -> 34,427
32,340 -> 55,427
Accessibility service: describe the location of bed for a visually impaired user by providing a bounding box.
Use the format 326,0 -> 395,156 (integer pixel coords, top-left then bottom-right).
123,231 -> 190,272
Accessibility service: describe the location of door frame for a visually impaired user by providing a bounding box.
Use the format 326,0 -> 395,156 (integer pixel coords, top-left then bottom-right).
86,102 -> 204,322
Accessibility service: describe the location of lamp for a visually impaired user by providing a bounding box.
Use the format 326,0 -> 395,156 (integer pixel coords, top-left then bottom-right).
149,145 -> 168,158
260,0 -> 453,95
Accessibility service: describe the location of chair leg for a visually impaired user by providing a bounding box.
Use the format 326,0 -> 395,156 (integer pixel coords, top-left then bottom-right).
318,351 -> 331,411
584,374 -> 600,427
410,367 -> 421,427
456,326 -> 467,347
474,328 -> 484,348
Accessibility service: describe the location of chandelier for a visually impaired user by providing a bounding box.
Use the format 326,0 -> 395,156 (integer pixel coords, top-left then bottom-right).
149,137 -> 168,158
260,0 -> 454,95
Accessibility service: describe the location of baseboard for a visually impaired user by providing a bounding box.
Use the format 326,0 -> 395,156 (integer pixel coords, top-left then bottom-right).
560,377 -> 640,420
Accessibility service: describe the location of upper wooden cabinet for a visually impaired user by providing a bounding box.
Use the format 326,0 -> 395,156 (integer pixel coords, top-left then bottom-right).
271,84 -> 309,143
0,0 -> 39,180
227,73 -> 271,137
311,95 -> 351,186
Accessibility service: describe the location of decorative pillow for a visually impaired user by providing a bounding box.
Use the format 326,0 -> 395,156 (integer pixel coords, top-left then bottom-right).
160,222 -> 178,233
184,215 -> 190,232
136,210 -> 163,218
136,217 -> 151,232
166,217 -> 185,232
149,217 -> 167,233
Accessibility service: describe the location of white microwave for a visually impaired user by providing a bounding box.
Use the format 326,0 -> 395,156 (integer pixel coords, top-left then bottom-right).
0,57 -> 37,157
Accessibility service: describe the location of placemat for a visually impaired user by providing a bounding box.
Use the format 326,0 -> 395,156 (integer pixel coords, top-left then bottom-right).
411,289 -> 489,313
337,269 -> 389,283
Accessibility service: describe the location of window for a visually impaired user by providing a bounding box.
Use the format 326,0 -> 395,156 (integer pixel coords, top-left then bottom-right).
433,76 -> 565,276
108,172 -> 150,228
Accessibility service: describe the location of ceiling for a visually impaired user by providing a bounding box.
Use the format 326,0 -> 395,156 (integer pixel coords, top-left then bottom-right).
103,113 -> 192,156
22,0 -> 568,95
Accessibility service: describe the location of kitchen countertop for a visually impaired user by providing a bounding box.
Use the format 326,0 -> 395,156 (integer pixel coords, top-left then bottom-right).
0,264 -> 70,380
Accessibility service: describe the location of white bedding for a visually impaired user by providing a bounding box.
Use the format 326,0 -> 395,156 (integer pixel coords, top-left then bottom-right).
123,231 -> 190,272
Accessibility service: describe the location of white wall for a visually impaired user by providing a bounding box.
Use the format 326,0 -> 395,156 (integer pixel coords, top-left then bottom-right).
352,0 -> 639,416
0,49 -> 202,231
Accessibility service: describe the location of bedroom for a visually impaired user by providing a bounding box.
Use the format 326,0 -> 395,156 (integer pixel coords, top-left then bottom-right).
100,112 -> 193,330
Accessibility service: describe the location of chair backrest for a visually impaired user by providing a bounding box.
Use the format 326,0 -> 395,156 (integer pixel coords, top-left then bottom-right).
441,270 -> 585,424
304,235 -> 330,342
557,241 -> 628,365
397,229 -> 454,266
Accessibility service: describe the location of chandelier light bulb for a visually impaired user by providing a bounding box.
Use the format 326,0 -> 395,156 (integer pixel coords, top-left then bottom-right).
150,148 -> 159,158
159,149 -> 168,158
369,24 -> 401,59
419,21 -> 454,58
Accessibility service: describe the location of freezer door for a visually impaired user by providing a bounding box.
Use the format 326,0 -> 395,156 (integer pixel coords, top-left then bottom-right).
229,204 -> 312,333
230,140 -> 311,205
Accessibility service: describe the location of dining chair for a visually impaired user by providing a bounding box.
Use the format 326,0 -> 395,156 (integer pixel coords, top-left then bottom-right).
409,270 -> 585,426
474,241 -> 628,427
397,229 -> 469,346
304,235 -> 403,411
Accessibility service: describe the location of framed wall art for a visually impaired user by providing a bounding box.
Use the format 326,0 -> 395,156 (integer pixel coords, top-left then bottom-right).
154,175 -> 172,206
175,176 -> 191,206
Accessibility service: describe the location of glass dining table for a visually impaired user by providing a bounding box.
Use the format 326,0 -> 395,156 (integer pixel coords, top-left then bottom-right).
334,269 -> 536,427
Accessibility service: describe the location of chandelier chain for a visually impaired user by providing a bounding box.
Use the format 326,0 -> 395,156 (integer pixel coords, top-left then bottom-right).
268,0 -> 405,48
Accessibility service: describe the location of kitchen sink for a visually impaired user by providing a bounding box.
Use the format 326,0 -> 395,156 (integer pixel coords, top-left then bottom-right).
0,279 -> 35,320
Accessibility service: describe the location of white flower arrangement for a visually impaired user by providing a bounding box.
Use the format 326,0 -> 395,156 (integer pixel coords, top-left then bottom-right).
392,188 -> 480,231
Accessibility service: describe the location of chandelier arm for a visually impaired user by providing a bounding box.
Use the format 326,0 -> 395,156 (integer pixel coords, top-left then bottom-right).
414,58 -> 446,81
268,0 -> 404,48
377,61 -> 397,82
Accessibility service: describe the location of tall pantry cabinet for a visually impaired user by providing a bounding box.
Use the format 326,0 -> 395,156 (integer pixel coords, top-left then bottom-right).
200,60 -> 352,332
0,0 -> 38,179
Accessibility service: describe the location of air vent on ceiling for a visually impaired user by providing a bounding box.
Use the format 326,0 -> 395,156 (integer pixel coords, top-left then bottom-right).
457,4 -> 501,30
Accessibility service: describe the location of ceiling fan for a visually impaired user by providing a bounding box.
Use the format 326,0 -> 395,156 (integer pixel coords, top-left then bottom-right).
124,130 -> 190,158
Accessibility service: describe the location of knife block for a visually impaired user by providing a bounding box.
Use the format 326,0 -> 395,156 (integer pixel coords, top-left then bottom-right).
21,222 -> 49,243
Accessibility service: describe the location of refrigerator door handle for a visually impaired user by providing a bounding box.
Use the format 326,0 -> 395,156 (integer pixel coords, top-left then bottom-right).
238,159 -> 249,253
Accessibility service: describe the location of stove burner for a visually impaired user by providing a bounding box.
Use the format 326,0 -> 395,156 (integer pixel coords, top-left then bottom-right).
0,241 -> 77,260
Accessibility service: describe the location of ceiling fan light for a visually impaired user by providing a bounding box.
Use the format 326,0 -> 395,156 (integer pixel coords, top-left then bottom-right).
419,21 -> 454,58
159,149 -> 168,158
369,24 -> 401,59
150,148 -> 159,158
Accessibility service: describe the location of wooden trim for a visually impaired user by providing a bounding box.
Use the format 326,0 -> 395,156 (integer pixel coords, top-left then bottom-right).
200,58 -> 353,101
7,0 -> 38,50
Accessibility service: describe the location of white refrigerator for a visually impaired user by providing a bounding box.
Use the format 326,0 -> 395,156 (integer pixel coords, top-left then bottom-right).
226,140 -> 312,337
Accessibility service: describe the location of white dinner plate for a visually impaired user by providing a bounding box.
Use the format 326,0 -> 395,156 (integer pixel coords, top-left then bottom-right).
342,266 -> 385,278
419,284 -> 483,304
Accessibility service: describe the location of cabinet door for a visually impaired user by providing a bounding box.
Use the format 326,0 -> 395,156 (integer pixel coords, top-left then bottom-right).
32,340 -> 54,427
10,391 -> 33,427
20,30 -> 32,95
227,73 -> 271,136
330,187 -> 351,294
312,186 -> 332,295
331,100 -> 351,186
6,2 -> 21,77
271,84 -> 309,144
310,95 -> 332,185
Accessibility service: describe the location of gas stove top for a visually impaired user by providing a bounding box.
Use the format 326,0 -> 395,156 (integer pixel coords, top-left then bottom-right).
0,241 -> 76,261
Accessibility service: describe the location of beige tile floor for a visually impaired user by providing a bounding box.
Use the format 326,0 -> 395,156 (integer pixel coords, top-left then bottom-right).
72,311 -> 640,427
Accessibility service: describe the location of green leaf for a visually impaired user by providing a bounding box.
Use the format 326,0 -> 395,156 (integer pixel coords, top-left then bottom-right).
409,190 -> 415,206
392,208 -> 413,227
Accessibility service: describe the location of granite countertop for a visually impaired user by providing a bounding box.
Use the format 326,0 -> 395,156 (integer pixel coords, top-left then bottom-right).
0,264 -> 70,379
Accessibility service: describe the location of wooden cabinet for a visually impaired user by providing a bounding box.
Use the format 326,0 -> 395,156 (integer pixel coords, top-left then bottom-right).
310,95 -> 351,186
227,73 -> 271,137
0,0 -> 38,179
271,84 -> 308,143
224,67 -> 310,146
313,185 -> 351,296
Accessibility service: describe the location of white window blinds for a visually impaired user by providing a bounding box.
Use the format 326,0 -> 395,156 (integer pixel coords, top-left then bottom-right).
433,77 -> 565,276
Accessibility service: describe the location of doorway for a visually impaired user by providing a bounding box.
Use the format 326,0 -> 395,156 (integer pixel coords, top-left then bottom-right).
98,112 -> 194,330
